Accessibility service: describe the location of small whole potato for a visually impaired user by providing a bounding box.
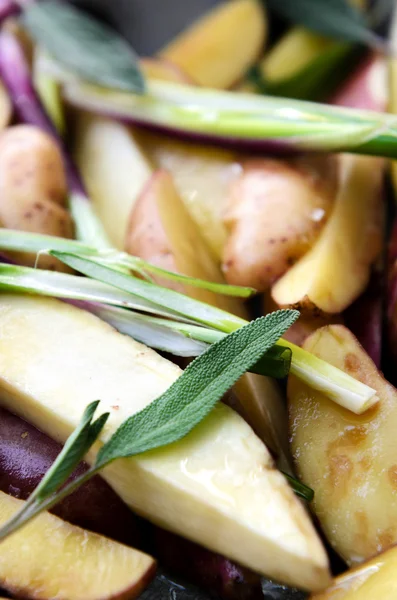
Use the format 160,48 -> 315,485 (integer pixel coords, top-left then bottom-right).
222,156 -> 336,291
0,124 -> 74,269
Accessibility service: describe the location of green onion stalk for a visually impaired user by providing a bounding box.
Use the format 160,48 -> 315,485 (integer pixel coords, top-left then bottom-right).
0,230 -> 379,415
57,77 -> 397,159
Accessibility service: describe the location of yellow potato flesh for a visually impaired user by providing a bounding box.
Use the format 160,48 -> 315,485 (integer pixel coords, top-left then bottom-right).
74,113 -> 152,250
311,546 -> 397,600
0,295 -> 330,591
140,57 -> 194,84
0,491 -> 155,600
272,155 -> 384,314
136,130 -> 241,261
159,0 -> 267,89
288,324 -> 397,564
126,169 -> 291,467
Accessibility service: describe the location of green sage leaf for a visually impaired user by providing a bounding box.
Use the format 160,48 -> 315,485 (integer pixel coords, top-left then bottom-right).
95,311 -> 298,467
24,1 -> 145,93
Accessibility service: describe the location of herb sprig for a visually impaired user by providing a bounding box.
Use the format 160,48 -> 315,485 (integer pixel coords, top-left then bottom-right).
0,311 -> 299,541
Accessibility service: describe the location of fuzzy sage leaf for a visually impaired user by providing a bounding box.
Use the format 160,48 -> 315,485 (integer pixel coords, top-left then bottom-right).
24,1 -> 145,93
0,401 -> 109,541
95,311 -> 298,468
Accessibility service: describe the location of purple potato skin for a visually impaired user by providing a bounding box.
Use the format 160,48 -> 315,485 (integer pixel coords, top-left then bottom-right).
0,406 -> 141,545
344,269 -> 383,368
149,527 -> 263,600
1,406 -> 264,600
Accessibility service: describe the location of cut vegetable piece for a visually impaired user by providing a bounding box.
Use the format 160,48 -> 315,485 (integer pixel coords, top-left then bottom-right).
289,324 -> 397,564
262,28 -> 332,84
137,130 -> 240,261
0,491 -> 154,600
126,168 -> 291,469
74,112 -> 152,250
159,0 -> 266,89
0,406 -> 141,545
331,53 -> 387,111
0,295 -> 330,591
126,169 -> 242,308
222,156 -> 336,291
0,125 -> 74,270
0,78 -> 11,131
272,154 -> 384,314
311,545 -> 397,600
141,58 -> 195,84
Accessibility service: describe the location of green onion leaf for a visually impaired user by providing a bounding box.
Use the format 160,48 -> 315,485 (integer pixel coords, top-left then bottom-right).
50,252 -> 247,333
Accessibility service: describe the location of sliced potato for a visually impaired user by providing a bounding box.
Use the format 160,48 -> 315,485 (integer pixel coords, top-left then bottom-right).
311,545 -> 397,600
288,324 -> 397,564
137,130 -> 241,261
159,0 -> 267,89
74,112 -> 152,250
141,57 -> 195,84
0,491 -> 155,600
126,169 -> 291,466
0,125 -> 73,270
272,155 -> 384,314
0,295 -> 330,591
222,156 -> 336,291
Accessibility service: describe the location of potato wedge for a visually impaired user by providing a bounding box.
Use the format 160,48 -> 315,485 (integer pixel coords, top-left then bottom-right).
141,57 -> 195,84
74,112 -> 152,250
0,125 -> 73,270
159,0 -> 267,89
288,324 -> 397,564
311,545 -> 397,600
126,169 -> 291,466
272,155 -> 384,314
222,156 -> 336,291
137,130 -> 241,261
264,294 -> 343,347
0,491 -> 155,600
0,295 -> 330,591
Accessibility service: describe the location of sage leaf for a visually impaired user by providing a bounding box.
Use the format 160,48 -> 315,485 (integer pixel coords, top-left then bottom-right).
95,311 -> 298,468
33,401 -> 108,501
265,0 -> 385,49
24,1 -> 145,93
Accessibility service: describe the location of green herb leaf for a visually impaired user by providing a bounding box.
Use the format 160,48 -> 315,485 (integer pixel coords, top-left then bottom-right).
24,0 -> 145,93
95,311 -> 298,468
50,252 -> 247,333
265,0 -> 385,49
33,401 -> 108,501
0,401 -> 108,541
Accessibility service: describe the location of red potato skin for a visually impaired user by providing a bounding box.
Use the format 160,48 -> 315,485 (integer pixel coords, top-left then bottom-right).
330,53 -> 387,111
0,406 -> 141,546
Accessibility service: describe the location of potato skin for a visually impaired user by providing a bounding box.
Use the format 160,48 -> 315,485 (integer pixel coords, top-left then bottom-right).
222,156 -> 336,291
0,125 -> 74,269
288,325 -> 397,564
0,406 -> 140,546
